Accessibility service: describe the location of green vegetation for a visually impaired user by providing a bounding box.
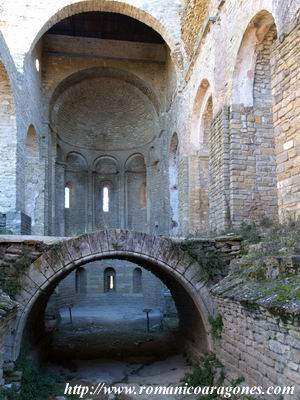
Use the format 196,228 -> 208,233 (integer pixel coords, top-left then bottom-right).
184,354 -> 224,399
209,315 -> 223,340
2,353 -> 64,400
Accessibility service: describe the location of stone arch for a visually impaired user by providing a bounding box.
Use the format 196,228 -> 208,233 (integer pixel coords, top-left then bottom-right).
191,79 -> 212,151
231,10 -> 277,106
169,133 -> 179,235
66,151 -> 88,171
29,1 -> 178,61
94,156 -> 119,174
188,80 -> 212,235
24,125 -> 41,233
0,61 -> 17,213
125,154 -> 147,231
11,230 -> 215,361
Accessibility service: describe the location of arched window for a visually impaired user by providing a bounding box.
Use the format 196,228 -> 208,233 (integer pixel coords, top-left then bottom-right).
103,186 -> 109,212
75,267 -> 87,294
65,185 -> 70,208
104,268 -> 116,292
133,268 -> 142,293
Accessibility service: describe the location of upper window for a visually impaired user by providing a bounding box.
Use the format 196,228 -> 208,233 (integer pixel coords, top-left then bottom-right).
103,186 -> 109,212
65,186 -> 70,208
104,268 -> 116,292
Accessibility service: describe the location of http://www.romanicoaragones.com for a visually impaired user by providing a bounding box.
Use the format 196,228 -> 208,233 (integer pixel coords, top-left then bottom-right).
64,382 -> 295,398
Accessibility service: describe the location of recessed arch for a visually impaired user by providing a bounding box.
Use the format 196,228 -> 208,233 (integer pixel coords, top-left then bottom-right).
11,230 -> 215,361
25,125 -> 40,231
191,79 -> 213,151
125,154 -> 147,230
125,153 -> 146,172
28,1 -> 178,58
231,10 -> 277,106
94,155 -> 119,174
66,151 -> 88,171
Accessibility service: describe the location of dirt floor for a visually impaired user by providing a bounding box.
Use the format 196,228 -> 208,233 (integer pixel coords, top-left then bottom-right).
46,306 -> 192,399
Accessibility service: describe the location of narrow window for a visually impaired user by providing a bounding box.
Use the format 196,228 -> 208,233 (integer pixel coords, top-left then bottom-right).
65,186 -> 70,208
104,268 -> 116,292
103,186 -> 109,212
109,275 -> 114,290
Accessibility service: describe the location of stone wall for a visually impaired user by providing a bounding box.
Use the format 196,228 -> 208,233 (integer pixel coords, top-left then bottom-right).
209,108 -> 230,232
215,297 -> 300,400
180,0 -> 210,57
47,259 -> 168,311
0,62 -> 17,214
229,23 -> 278,227
271,13 -> 300,223
0,292 -> 17,385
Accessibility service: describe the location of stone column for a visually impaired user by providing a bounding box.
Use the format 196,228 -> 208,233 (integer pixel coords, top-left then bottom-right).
146,161 -> 151,233
87,169 -> 94,232
54,161 -> 66,236
119,169 -> 126,229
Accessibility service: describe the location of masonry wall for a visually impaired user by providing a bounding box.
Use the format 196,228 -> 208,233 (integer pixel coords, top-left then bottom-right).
209,108 -> 230,232
271,14 -> 300,223
215,297 -> 300,400
0,293 -> 17,385
47,259 -> 169,312
180,0 -> 210,57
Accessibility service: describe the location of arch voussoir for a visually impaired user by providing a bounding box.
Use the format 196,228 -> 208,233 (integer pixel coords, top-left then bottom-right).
31,257 -> 54,280
130,231 -> 146,253
175,252 -> 195,276
65,235 -> 91,261
183,261 -> 206,283
50,242 -> 73,270
25,263 -> 50,288
153,237 -> 174,261
9,230 -> 216,362
164,243 -> 185,269
141,233 -> 157,256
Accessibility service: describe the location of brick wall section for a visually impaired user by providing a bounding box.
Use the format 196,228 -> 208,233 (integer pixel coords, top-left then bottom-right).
0,292 -> 17,385
0,63 -> 17,214
188,155 -> 209,235
181,0 -> 210,57
215,297 -> 300,399
209,108 -> 230,232
271,15 -> 300,223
